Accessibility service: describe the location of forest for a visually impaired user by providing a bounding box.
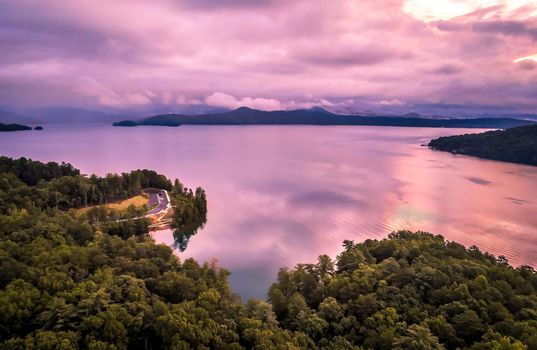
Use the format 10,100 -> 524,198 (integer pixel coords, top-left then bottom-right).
429,124 -> 537,166
268,232 -> 537,349
0,156 -> 172,208
0,157 -> 536,349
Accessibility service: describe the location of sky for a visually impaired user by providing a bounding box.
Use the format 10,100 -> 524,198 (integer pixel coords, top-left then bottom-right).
0,0 -> 536,116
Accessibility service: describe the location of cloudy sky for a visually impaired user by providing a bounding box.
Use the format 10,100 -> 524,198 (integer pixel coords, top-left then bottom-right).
1,0 -> 536,116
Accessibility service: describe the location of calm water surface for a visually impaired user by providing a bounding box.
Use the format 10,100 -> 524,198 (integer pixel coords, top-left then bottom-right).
1,125 -> 536,299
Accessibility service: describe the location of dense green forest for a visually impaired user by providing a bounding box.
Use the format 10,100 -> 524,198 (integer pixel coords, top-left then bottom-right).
0,156 -> 173,208
0,157 -> 310,349
269,232 -> 537,349
0,157 -> 536,349
429,124 -> 537,166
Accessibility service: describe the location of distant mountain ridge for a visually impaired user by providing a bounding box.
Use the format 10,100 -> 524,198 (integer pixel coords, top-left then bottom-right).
113,107 -> 536,129
2,105 -> 536,128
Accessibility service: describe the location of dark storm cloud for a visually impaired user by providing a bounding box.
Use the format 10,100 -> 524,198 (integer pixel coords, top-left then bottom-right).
0,7 -> 142,65
435,18 -> 537,41
430,64 -> 465,75
472,20 -> 537,41
294,45 -> 401,67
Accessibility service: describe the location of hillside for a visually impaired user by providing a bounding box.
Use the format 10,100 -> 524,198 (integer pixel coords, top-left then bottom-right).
429,124 -> 537,166
113,107 -> 536,129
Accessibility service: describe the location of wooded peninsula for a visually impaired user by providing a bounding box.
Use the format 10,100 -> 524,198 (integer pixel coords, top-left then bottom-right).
0,123 -> 32,132
429,124 -> 537,166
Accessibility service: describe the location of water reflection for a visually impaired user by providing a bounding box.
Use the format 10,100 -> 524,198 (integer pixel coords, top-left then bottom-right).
172,219 -> 207,252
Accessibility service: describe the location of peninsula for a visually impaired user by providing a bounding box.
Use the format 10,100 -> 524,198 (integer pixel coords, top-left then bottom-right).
0,122 -> 32,131
429,124 -> 537,166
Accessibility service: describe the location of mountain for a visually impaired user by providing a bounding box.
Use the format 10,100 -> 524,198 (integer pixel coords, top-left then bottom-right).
113,107 -> 536,129
429,124 -> 537,166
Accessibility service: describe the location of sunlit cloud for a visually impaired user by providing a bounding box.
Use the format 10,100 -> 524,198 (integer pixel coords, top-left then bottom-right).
403,0 -> 537,22
514,53 -> 537,62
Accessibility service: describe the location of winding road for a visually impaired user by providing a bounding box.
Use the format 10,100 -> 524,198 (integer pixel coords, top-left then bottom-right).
146,189 -> 171,216
145,189 -> 173,229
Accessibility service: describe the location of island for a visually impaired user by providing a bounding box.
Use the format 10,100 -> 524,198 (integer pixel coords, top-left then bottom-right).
112,120 -> 139,127
0,122 -> 32,131
429,124 -> 537,166
33,126 -> 43,130
113,106 -> 536,129
0,155 -> 535,349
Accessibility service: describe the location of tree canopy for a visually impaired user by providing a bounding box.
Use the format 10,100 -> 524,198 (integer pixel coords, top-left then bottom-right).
429,124 -> 537,166
269,231 -> 537,349
0,157 -> 309,349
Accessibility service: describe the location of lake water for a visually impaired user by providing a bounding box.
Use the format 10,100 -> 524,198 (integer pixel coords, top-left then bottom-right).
1,125 -> 536,299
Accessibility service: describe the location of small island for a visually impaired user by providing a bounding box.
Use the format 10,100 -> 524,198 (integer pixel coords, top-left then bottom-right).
0,122 -> 32,132
33,126 -> 43,130
112,120 -> 139,127
429,124 -> 537,166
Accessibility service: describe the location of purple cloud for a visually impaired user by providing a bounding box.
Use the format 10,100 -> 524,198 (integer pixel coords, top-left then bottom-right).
472,21 -> 537,41
429,64 -> 465,75
0,0 -> 536,116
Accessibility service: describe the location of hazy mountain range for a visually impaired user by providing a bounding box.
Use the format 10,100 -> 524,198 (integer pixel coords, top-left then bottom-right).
1,105 -> 537,128
113,107 -> 536,129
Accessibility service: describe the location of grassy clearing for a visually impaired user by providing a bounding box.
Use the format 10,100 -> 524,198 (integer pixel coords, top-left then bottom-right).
77,194 -> 148,215
107,195 -> 148,210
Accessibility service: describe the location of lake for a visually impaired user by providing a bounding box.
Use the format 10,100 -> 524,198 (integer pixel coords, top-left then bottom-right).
1,125 -> 536,299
